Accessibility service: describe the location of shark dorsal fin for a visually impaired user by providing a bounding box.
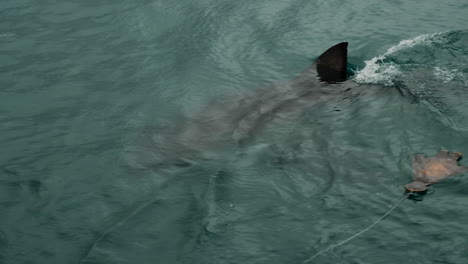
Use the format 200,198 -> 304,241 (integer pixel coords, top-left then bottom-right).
315,42 -> 348,83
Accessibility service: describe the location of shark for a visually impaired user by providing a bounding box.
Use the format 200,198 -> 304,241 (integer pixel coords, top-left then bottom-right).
104,42 -> 467,264
125,42 -> 385,171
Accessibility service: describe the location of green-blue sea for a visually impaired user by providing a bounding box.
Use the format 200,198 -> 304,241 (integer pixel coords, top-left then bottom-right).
1,1 -> 468,263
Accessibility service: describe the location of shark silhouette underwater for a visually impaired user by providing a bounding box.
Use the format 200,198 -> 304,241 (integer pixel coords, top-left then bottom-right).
127,42 -> 361,170
127,42 -> 468,188
118,43 -> 468,264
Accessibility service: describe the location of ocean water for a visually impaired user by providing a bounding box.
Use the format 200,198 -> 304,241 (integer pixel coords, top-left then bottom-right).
1,1 -> 468,264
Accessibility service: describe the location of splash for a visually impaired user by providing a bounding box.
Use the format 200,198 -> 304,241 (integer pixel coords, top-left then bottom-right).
433,67 -> 461,83
354,32 -> 446,86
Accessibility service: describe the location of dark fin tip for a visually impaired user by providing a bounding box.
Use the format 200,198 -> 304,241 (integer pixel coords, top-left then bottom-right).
316,42 -> 348,83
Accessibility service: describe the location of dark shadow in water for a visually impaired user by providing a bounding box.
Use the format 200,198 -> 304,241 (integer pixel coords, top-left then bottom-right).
405,190 -> 427,202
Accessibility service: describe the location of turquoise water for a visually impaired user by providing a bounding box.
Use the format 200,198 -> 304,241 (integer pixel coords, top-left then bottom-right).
1,1 -> 468,263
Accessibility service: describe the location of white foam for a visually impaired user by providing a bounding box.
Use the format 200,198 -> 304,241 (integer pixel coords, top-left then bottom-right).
433,67 -> 460,83
353,58 -> 400,86
354,32 -> 445,86
385,33 -> 444,54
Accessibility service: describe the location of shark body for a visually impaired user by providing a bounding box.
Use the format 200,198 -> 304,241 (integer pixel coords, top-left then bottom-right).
126,42 -> 374,170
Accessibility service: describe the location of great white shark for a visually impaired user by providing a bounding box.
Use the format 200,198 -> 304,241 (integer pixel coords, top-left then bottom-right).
126,42 -> 385,170
86,40 -> 468,263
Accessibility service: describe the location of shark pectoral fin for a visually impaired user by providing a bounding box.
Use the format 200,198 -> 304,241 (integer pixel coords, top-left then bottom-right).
315,42 -> 348,83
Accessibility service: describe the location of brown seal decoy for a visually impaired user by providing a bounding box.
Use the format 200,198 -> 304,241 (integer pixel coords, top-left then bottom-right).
405,150 -> 468,192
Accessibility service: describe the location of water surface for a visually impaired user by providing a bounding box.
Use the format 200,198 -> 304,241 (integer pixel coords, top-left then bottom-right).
1,1 -> 468,263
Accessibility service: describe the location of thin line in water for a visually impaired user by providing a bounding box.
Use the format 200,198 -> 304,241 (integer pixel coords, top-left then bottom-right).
303,193 -> 409,263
